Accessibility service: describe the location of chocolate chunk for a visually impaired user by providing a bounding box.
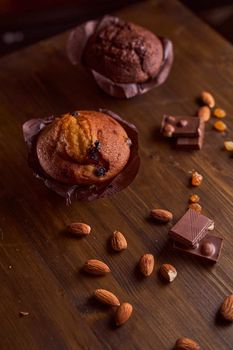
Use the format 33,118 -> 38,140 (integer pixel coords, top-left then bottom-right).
95,166 -> 106,177
172,234 -> 223,263
87,140 -> 101,163
94,140 -> 101,150
71,111 -> 79,117
175,119 -> 205,150
162,115 -> 202,138
169,209 -> 213,247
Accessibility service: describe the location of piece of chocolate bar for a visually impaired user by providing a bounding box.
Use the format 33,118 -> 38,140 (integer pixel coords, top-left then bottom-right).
175,119 -> 205,150
169,209 -> 213,247
162,115 -> 202,138
172,234 -> 223,263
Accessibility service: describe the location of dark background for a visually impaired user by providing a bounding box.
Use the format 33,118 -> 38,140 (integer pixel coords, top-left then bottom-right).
0,0 -> 232,56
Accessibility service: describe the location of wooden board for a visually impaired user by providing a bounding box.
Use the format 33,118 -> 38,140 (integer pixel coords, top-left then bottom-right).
0,0 -> 233,349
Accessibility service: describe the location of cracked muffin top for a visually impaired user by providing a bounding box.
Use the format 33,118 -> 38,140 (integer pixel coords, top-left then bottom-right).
36,110 -> 131,185
83,20 -> 163,84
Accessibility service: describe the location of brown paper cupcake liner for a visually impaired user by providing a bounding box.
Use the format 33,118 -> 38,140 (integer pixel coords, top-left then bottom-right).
67,15 -> 173,98
22,109 -> 140,203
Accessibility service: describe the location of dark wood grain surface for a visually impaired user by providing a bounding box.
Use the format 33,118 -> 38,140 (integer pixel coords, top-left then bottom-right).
0,1 -> 233,349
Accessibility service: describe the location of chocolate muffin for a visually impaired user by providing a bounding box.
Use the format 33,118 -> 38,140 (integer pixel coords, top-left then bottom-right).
83,20 -> 163,84
67,16 -> 173,98
36,110 -> 131,185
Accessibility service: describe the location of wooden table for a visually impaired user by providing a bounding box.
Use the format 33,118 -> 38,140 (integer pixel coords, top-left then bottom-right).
0,1 -> 233,349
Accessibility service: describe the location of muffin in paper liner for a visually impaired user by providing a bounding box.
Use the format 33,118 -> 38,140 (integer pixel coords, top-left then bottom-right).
22,109 -> 140,203
67,15 -> 173,98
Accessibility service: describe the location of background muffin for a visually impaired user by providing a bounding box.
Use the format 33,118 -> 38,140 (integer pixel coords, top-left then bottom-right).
67,15 -> 173,98
83,21 -> 163,84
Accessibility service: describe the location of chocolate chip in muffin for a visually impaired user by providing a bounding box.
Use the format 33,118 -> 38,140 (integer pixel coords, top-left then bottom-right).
70,111 -> 79,117
94,140 -> 101,150
95,166 -> 107,177
87,140 -> 101,163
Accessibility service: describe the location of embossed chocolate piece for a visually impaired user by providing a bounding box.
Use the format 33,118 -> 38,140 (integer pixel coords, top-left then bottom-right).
175,120 -> 205,150
161,114 -> 205,150
162,115 -> 202,138
169,209 -> 213,247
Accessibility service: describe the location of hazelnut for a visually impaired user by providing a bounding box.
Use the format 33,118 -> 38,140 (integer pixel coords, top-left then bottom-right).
178,119 -> 188,127
166,115 -> 175,124
200,240 -> 216,256
163,124 -> 175,137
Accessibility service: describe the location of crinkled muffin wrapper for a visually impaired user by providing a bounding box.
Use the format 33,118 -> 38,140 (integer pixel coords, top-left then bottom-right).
67,15 -> 174,98
22,109 -> 140,203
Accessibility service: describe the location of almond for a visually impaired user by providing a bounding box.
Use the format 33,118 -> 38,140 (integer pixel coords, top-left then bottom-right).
191,171 -> 203,186
188,203 -> 202,213
115,302 -> 133,326
201,91 -> 215,108
139,254 -> 154,276
94,289 -> 120,306
83,259 -> 110,275
67,222 -> 91,236
160,263 -> 177,282
150,209 -> 173,223
163,123 -> 175,137
197,106 -> 210,122
220,294 -> 233,321
175,337 -> 201,350
111,231 -> 127,251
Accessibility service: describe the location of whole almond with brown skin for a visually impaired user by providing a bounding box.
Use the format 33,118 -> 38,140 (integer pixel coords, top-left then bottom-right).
83,259 -> 110,275
67,222 -> 91,236
201,91 -> 215,108
94,289 -> 120,306
139,254 -> 154,276
111,231 -> 127,251
150,209 -> 173,223
197,106 -> 210,122
220,294 -> 233,321
160,263 -> 177,282
115,302 -> 133,326
175,337 -> 201,350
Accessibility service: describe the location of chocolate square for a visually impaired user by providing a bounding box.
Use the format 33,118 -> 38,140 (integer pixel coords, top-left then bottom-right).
175,119 -> 205,150
162,115 -> 202,138
169,209 -> 213,247
172,234 -> 223,263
